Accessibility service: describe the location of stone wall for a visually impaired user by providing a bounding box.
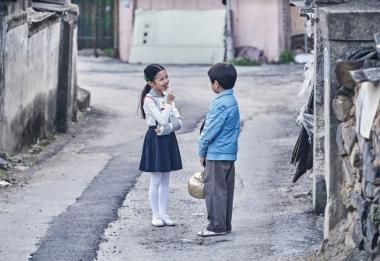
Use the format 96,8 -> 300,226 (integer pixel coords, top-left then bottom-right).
310,0 -> 380,258
0,0 -> 79,154
319,51 -> 380,260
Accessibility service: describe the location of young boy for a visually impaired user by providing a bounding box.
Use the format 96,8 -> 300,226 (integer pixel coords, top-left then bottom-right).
198,63 -> 240,237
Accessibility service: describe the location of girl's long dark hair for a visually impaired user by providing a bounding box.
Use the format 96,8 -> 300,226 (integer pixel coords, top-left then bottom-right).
139,64 -> 165,119
139,83 -> 151,119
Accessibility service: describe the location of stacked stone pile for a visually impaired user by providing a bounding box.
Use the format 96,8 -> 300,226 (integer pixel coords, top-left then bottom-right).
330,43 -> 380,258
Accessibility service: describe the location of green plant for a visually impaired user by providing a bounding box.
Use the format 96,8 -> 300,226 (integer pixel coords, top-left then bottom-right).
39,134 -> 56,147
279,50 -> 295,63
370,204 -> 380,227
102,48 -> 114,57
230,57 -> 261,66
0,169 -> 6,180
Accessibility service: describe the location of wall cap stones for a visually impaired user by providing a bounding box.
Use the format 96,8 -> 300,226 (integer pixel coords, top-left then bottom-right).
27,8 -> 60,37
5,10 -> 27,32
319,1 -> 380,41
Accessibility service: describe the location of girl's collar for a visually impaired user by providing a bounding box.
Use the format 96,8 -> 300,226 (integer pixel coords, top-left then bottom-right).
149,88 -> 164,97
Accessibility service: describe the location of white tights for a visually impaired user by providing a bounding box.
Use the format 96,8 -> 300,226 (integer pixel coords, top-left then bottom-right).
149,172 -> 170,218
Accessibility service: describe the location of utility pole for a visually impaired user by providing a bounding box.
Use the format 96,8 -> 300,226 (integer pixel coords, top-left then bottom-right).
225,0 -> 234,61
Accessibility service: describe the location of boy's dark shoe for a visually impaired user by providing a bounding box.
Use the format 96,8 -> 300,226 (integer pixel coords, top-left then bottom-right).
197,229 -> 226,237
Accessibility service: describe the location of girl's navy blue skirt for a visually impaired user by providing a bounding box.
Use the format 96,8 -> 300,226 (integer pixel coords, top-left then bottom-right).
139,126 -> 182,173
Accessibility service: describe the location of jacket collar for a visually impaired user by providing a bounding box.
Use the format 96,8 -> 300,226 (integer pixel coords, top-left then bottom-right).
214,89 -> 233,100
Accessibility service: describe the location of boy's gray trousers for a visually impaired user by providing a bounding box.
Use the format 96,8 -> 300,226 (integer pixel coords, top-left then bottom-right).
204,160 -> 235,233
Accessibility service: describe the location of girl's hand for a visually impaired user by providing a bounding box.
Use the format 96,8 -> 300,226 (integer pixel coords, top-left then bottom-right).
166,88 -> 175,104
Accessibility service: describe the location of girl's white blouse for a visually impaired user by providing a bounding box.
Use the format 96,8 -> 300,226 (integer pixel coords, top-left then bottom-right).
143,93 -> 180,127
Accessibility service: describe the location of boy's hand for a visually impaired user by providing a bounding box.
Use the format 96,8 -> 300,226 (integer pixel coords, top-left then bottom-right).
199,157 -> 205,167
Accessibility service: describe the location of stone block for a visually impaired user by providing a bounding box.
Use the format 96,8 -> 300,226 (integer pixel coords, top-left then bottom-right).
350,69 -> 368,84
343,157 -> 355,187
354,181 -> 362,195
319,1 -> 380,41
373,187 -> 380,204
358,135 -> 366,154
352,67 -> 380,84
342,125 -> 358,155
365,214 -> 379,250
362,68 -> 380,82
345,217 -> 363,249
77,86 -> 91,112
372,138 -> 380,186
347,191 -> 360,212
365,166 -> 378,186
363,142 -> 377,184
373,114 -> 380,137
333,95 -> 353,122
336,85 -> 355,98
337,123 -> 347,156
366,183 -> 376,199
359,199 -> 371,237
336,60 -> 364,90
362,171 -> 367,192
374,170 -> 380,186
324,199 -> 348,237
350,143 -> 362,168
361,168 -> 365,181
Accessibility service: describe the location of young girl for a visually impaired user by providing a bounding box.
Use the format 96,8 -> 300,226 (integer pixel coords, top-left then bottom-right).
139,64 -> 182,227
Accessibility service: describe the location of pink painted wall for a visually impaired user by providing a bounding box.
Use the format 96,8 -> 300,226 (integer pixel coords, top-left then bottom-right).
231,0 -> 285,61
119,0 -> 288,62
119,1 -> 134,62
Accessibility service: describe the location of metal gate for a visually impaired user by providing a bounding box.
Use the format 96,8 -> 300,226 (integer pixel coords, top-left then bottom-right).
72,0 -> 115,50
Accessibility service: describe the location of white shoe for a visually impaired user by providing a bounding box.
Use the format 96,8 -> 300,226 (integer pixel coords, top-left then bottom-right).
152,216 -> 164,227
197,229 -> 226,237
161,215 -> 175,226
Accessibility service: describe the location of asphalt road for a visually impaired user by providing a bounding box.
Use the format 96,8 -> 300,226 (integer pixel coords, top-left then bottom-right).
0,55 -> 322,261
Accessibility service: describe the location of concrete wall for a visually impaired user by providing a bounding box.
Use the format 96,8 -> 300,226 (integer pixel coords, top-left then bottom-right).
119,0 -> 289,62
231,0 -> 285,61
0,1 -> 78,154
1,21 -> 61,153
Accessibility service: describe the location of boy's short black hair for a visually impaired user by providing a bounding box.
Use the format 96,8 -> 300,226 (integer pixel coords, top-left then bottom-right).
208,63 -> 237,89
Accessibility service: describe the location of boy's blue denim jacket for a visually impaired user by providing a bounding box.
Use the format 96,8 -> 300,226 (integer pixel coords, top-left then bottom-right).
198,89 -> 240,161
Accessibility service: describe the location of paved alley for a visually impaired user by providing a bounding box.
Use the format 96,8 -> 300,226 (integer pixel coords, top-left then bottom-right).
0,55 -> 322,261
